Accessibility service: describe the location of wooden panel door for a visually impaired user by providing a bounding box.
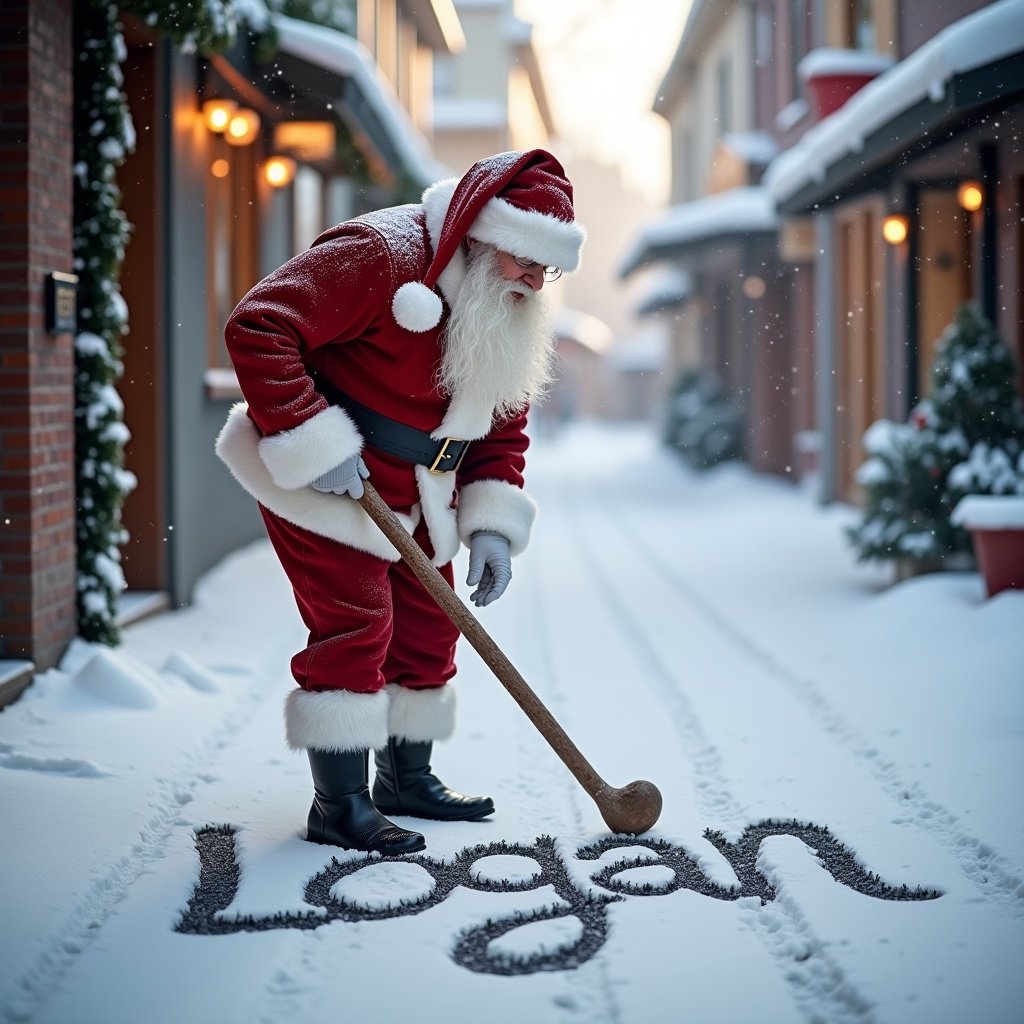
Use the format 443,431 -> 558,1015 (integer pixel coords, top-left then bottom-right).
916,189 -> 972,395
836,204 -> 886,502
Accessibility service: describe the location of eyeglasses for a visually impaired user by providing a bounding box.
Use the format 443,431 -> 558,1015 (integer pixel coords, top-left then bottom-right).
513,255 -> 562,282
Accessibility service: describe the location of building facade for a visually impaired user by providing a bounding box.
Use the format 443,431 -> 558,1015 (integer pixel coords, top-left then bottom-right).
623,0 -> 1024,498
0,0 -> 465,702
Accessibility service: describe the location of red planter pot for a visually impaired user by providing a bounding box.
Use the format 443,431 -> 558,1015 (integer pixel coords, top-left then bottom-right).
805,72 -> 880,119
969,529 -> 1024,597
951,496 -> 1024,597
797,49 -> 895,120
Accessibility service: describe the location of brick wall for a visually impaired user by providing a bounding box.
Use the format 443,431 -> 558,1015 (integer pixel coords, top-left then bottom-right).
899,0 -> 988,57
0,0 -> 77,670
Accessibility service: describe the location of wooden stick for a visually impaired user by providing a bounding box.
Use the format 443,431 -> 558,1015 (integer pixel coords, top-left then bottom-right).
357,480 -> 662,834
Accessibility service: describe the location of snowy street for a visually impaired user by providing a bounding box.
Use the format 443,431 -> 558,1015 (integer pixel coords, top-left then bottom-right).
2,421 -> 1022,1024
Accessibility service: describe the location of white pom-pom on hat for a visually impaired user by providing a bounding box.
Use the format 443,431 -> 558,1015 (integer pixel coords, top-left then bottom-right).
391,150 -> 585,334
392,281 -> 444,332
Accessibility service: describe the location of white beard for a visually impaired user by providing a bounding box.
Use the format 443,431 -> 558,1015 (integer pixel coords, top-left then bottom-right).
438,244 -> 555,422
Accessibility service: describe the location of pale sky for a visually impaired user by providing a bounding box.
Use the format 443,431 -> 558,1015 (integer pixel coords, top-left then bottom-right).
513,0 -> 691,203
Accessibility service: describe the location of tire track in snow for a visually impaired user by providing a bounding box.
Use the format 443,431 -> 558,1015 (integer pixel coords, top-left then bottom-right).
3,677 -> 269,1023
521,522 -> 625,1024
560,480 -> 878,1024
596,486 -> 1024,922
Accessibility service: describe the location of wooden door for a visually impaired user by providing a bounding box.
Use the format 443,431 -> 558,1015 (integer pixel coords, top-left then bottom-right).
836,203 -> 886,502
117,25 -> 167,593
916,189 -> 972,395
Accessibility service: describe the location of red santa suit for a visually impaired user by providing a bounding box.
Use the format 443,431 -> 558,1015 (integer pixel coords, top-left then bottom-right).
215,150 -> 585,757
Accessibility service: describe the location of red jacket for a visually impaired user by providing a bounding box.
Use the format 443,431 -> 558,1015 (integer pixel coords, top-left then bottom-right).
215,179 -> 536,566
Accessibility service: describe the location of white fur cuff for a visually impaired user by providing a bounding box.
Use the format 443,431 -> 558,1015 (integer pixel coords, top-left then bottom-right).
457,479 -> 537,556
386,683 -> 457,742
284,688 -> 390,753
258,404 -> 362,489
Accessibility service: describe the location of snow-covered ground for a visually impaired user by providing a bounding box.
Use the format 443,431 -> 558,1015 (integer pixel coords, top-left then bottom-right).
2,421 -> 1022,1024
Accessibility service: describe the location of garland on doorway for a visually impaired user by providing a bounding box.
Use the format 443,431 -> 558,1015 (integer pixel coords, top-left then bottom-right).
72,0 -> 267,644
73,0 -> 138,645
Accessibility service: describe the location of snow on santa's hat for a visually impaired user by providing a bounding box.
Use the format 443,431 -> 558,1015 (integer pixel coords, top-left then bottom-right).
392,149 -> 586,332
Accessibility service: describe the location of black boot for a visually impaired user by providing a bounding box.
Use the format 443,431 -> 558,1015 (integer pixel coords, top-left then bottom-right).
306,747 -> 426,854
372,739 -> 495,821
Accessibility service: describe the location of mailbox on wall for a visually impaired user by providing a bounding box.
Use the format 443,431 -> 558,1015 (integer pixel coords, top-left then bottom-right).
45,271 -> 79,335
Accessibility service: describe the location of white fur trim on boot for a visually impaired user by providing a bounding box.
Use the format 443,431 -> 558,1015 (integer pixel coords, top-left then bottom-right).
257,404 -> 363,489
392,281 -> 444,332
284,688 -> 390,753
385,683 -> 457,743
457,479 -> 537,556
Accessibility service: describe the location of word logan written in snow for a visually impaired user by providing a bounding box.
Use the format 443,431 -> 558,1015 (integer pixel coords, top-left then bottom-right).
175,821 -> 941,976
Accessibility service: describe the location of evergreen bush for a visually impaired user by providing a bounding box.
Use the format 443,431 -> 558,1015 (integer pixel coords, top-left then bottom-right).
661,368 -> 745,471
848,304 -> 1024,566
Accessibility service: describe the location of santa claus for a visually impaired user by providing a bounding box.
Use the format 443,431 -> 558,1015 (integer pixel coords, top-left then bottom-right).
216,150 -> 586,854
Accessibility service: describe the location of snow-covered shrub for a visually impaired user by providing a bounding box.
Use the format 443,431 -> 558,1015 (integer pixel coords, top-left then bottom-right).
847,304 -> 1024,566
661,369 -> 744,470
948,441 -> 1024,501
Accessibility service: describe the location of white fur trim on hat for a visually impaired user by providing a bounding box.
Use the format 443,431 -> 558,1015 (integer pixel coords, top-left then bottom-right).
393,281 -> 444,332
457,479 -> 537,556
471,197 -> 586,272
285,687 -> 390,753
385,683 -> 457,743
257,403 -> 363,489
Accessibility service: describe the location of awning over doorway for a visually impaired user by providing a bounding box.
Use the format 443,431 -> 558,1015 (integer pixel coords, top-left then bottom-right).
619,187 -> 777,278
274,15 -> 449,188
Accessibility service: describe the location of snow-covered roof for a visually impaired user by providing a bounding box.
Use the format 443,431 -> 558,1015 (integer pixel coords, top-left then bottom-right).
654,0 -> 712,114
765,0 -> 1024,204
620,187 -> 777,277
275,15 -> 449,187
634,269 -> 695,317
554,307 -> 613,354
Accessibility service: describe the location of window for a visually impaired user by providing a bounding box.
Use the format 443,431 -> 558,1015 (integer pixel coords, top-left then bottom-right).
717,56 -> 732,134
848,0 -> 876,51
790,0 -> 812,100
293,165 -> 324,253
433,53 -> 456,98
206,136 -> 258,371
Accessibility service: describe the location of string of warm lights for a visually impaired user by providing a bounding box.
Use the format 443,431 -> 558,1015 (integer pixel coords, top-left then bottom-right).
882,180 -> 984,246
201,98 -> 296,187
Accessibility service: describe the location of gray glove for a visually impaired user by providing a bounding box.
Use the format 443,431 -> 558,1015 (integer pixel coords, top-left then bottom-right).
467,531 -> 512,607
310,454 -> 370,499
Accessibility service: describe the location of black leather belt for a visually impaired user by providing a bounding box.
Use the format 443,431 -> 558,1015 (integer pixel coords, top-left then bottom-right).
312,375 -> 470,474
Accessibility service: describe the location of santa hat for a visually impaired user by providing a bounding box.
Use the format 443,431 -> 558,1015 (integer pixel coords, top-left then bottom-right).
392,149 -> 586,333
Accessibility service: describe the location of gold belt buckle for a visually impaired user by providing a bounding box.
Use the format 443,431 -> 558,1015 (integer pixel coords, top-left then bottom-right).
429,437 -> 467,474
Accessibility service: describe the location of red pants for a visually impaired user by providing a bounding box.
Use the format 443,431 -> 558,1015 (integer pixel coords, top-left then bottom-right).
260,507 -> 459,693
